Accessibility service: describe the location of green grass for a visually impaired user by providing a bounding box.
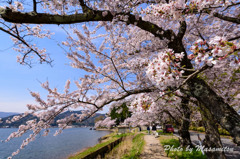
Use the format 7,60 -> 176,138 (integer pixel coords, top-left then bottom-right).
156,130 -> 163,133
113,132 -> 134,138
156,130 -> 173,135
161,139 -> 207,159
121,133 -> 145,159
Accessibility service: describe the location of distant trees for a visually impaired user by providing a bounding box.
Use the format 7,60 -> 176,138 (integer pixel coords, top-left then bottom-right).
109,103 -> 131,126
94,115 -> 105,125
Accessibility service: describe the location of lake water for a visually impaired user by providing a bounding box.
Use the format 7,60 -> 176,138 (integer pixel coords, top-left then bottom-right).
0,128 -> 110,159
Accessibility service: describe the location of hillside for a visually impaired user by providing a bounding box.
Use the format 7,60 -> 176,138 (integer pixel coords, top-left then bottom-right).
0,111 -> 105,128
0,112 -> 18,118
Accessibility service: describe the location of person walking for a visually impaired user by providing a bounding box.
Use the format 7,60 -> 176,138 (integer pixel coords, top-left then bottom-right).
147,126 -> 150,135
152,125 -> 157,136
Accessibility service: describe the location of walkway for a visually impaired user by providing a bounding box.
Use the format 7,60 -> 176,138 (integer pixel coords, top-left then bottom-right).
140,135 -> 169,159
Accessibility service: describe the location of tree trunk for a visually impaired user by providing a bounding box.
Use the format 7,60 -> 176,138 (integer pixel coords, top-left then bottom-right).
178,98 -> 193,147
170,38 -> 240,145
163,104 -> 192,147
188,77 -> 240,145
199,103 -> 226,159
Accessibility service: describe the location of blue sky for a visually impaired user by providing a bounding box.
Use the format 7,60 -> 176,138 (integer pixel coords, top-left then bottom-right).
0,24 -> 108,113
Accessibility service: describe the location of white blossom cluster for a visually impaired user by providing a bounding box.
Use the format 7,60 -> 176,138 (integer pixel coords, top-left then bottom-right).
189,36 -> 240,68
130,94 -> 155,112
146,49 -> 184,89
124,92 -> 182,127
143,0 -> 185,20
144,0 -> 236,21
95,117 -> 116,128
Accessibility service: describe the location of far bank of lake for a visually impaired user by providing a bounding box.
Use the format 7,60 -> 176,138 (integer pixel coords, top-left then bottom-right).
0,127 -> 110,159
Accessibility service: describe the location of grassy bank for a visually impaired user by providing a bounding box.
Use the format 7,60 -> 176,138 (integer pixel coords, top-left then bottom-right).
121,133 -> 145,159
68,132 -> 120,159
104,133 -> 145,159
159,136 -> 207,159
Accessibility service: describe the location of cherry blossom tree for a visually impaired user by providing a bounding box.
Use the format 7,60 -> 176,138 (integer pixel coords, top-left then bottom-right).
0,0 -> 240,158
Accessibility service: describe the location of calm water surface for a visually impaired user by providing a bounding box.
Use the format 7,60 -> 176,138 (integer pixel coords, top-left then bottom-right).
0,128 -> 110,159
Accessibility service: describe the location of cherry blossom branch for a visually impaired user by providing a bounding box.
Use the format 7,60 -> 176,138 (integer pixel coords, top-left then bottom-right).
222,2 -> 240,11
94,68 -> 127,92
190,5 -> 240,24
0,26 -> 52,65
110,58 -> 127,92
155,65 -> 210,102
196,28 -> 210,48
181,65 -> 210,85
178,67 -> 196,72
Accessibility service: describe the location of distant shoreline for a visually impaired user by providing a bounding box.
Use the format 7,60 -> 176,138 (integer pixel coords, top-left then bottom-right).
95,128 -> 115,131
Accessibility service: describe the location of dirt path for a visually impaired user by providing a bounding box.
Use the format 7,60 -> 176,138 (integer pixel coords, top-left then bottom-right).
140,135 -> 169,159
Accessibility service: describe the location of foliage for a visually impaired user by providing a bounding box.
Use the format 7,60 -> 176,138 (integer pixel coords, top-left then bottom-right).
218,128 -> 230,136
189,126 -> 198,131
196,127 -> 205,132
109,103 -> 132,125
157,129 -> 173,135
189,126 -> 230,135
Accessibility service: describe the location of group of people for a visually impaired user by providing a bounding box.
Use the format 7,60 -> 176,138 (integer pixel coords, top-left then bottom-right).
147,125 -> 158,137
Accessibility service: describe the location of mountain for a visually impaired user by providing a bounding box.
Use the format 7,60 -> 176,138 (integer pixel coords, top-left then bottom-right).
0,112 -> 19,118
0,111 -> 105,128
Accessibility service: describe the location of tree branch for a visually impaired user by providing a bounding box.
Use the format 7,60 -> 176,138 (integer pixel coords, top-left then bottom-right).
213,12 -> 240,24
110,58 -> 128,93
33,0 -> 37,13
177,21 -> 186,40
78,0 -> 91,13
228,35 -> 240,41
0,26 -> 51,65
163,110 -> 181,126
0,8 -> 173,40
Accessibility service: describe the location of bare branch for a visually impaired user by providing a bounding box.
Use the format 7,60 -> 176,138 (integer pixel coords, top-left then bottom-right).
33,0 -> 37,12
